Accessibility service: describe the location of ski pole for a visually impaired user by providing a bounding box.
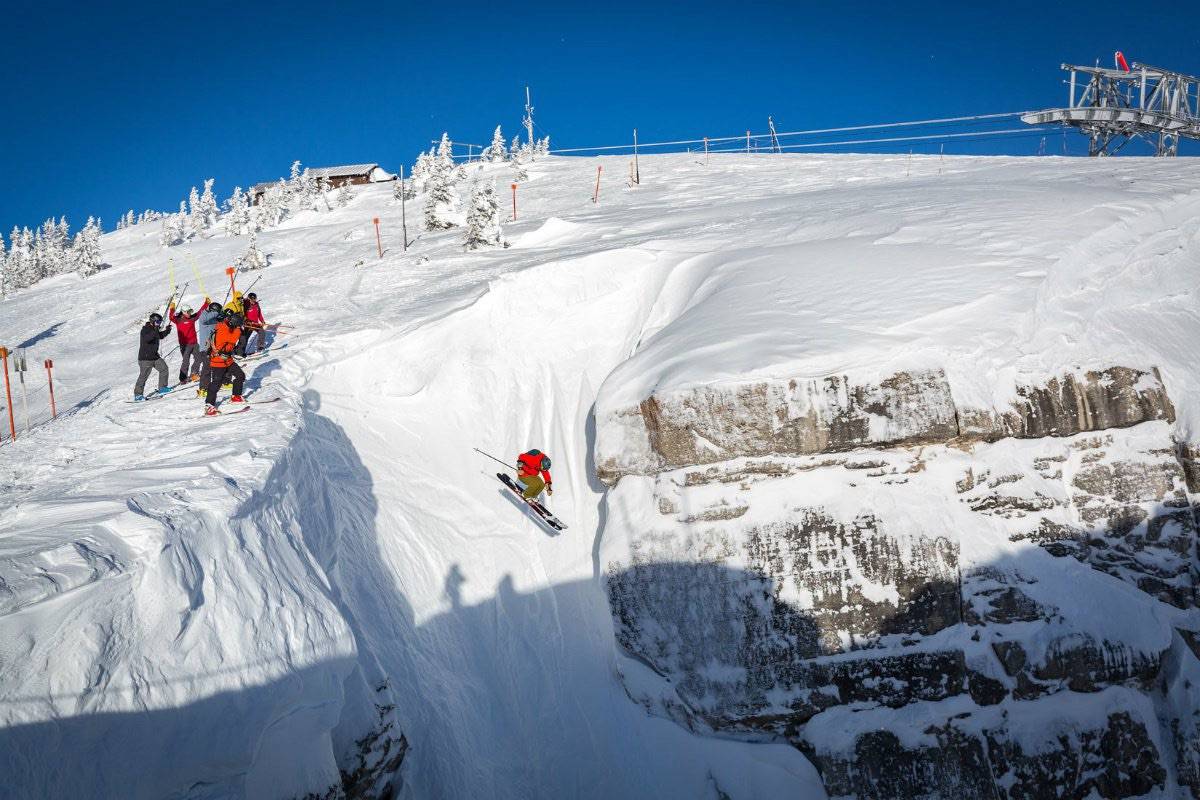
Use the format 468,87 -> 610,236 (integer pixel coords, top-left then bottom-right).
242,274 -> 262,296
474,448 -> 516,471
187,253 -> 208,297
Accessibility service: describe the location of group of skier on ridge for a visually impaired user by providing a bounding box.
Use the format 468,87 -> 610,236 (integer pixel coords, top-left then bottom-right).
133,285 -> 561,526
134,289 -> 269,416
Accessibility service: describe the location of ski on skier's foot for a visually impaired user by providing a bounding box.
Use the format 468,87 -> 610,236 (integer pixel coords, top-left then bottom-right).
497,473 -> 567,531
126,385 -> 186,403
201,405 -> 252,419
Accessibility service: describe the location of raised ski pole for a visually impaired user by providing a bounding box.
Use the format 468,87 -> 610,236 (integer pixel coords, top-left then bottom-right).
242,274 -> 262,297
474,448 -> 515,472
223,266 -> 238,304
187,253 -> 209,297
0,347 -> 15,441
44,359 -> 56,419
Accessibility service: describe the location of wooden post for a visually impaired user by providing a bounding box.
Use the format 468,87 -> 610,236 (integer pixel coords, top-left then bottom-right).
593,165 -> 602,203
373,217 -> 383,258
400,165 -> 409,251
0,347 -> 14,441
511,183 -> 517,221
44,359 -> 56,419
704,136 -> 709,165
632,128 -> 640,185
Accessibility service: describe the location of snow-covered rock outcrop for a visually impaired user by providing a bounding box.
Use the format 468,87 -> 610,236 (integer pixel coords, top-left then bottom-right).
594,157 -> 1200,797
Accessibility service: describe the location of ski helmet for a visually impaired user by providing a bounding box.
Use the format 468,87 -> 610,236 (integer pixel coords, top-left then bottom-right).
207,302 -> 221,312
148,312 -> 163,325
246,292 -> 257,301
183,307 -> 194,316
225,313 -> 243,327
541,455 -> 552,470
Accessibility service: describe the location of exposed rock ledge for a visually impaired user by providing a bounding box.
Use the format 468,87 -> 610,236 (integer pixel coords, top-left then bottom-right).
596,366 -> 1177,483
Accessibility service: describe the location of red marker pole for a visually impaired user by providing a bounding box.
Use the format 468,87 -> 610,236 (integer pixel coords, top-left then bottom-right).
511,184 -> 518,221
0,347 -> 14,441
593,165 -> 602,204
44,359 -> 56,419
225,266 -> 237,300
373,217 -> 383,258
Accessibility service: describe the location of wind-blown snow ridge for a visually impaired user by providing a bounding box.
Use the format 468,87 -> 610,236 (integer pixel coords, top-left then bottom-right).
1,152 -> 1198,798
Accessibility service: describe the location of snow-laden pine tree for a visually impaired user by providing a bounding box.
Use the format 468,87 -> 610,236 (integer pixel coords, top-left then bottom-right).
235,231 -> 269,271
296,168 -> 319,211
224,187 -> 249,236
486,126 -> 507,162
123,210 -> 136,229
159,204 -> 186,248
411,149 -> 435,192
336,179 -> 353,208
198,179 -> 220,227
289,161 -> 303,192
187,186 -> 205,237
423,143 -> 461,230
73,217 -> 103,277
0,234 -> 8,297
536,136 -> 551,157
464,181 -> 505,250
511,146 -> 529,182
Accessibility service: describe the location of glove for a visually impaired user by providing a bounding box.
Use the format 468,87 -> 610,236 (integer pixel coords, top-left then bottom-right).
546,485 -> 553,496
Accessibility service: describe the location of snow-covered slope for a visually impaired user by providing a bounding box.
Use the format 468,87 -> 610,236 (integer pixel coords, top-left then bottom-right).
1,152 -> 1198,799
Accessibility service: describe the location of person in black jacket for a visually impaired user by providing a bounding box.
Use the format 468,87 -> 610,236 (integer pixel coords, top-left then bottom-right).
134,312 -> 173,400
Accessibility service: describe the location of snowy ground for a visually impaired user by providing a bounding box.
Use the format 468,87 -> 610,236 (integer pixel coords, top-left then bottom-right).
1,152 -> 1198,798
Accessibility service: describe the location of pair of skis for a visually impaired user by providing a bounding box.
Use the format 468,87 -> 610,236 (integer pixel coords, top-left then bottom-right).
496,472 -> 567,531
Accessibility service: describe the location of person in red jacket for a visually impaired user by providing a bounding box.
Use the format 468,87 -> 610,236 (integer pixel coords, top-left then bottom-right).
168,300 -> 207,383
515,449 -> 553,500
238,292 -> 267,356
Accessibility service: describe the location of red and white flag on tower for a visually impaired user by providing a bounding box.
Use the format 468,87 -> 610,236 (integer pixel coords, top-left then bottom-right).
1115,51 -> 1131,72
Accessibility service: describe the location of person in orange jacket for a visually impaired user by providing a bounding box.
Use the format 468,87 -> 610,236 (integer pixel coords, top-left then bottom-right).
204,313 -> 247,415
515,449 -> 553,500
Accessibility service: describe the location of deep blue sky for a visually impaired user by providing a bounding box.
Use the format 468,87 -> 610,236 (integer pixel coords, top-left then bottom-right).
2,0 -> 1198,233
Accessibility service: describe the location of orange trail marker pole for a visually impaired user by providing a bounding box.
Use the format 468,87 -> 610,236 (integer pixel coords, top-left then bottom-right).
373,217 -> 382,258
0,347 -> 14,441
44,359 -> 56,419
593,165 -> 602,203
224,266 -> 237,303
511,183 -> 518,221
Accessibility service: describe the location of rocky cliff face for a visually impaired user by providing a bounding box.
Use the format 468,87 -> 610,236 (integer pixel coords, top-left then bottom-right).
599,365 -> 1199,799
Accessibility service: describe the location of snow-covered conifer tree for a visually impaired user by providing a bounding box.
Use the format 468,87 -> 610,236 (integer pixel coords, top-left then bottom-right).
289,160 -> 303,192
73,217 -> 103,277
486,126 -> 507,162
0,235 -> 8,297
235,231 -> 268,271
464,181 -> 505,250
224,187 -> 248,236
336,179 -> 353,207
198,179 -> 220,227
187,186 -> 204,236
536,135 -> 551,157
423,142 -> 461,230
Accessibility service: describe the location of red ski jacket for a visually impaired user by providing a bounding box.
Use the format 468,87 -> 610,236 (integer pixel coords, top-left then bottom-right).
169,307 -> 201,346
517,451 -> 552,485
244,302 -> 266,327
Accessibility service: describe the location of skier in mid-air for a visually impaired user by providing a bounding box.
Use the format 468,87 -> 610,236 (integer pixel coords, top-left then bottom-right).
515,449 -> 553,500
134,312 -> 173,401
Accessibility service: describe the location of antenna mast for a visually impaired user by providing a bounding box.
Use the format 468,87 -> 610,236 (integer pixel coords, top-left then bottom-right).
524,86 -> 535,150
